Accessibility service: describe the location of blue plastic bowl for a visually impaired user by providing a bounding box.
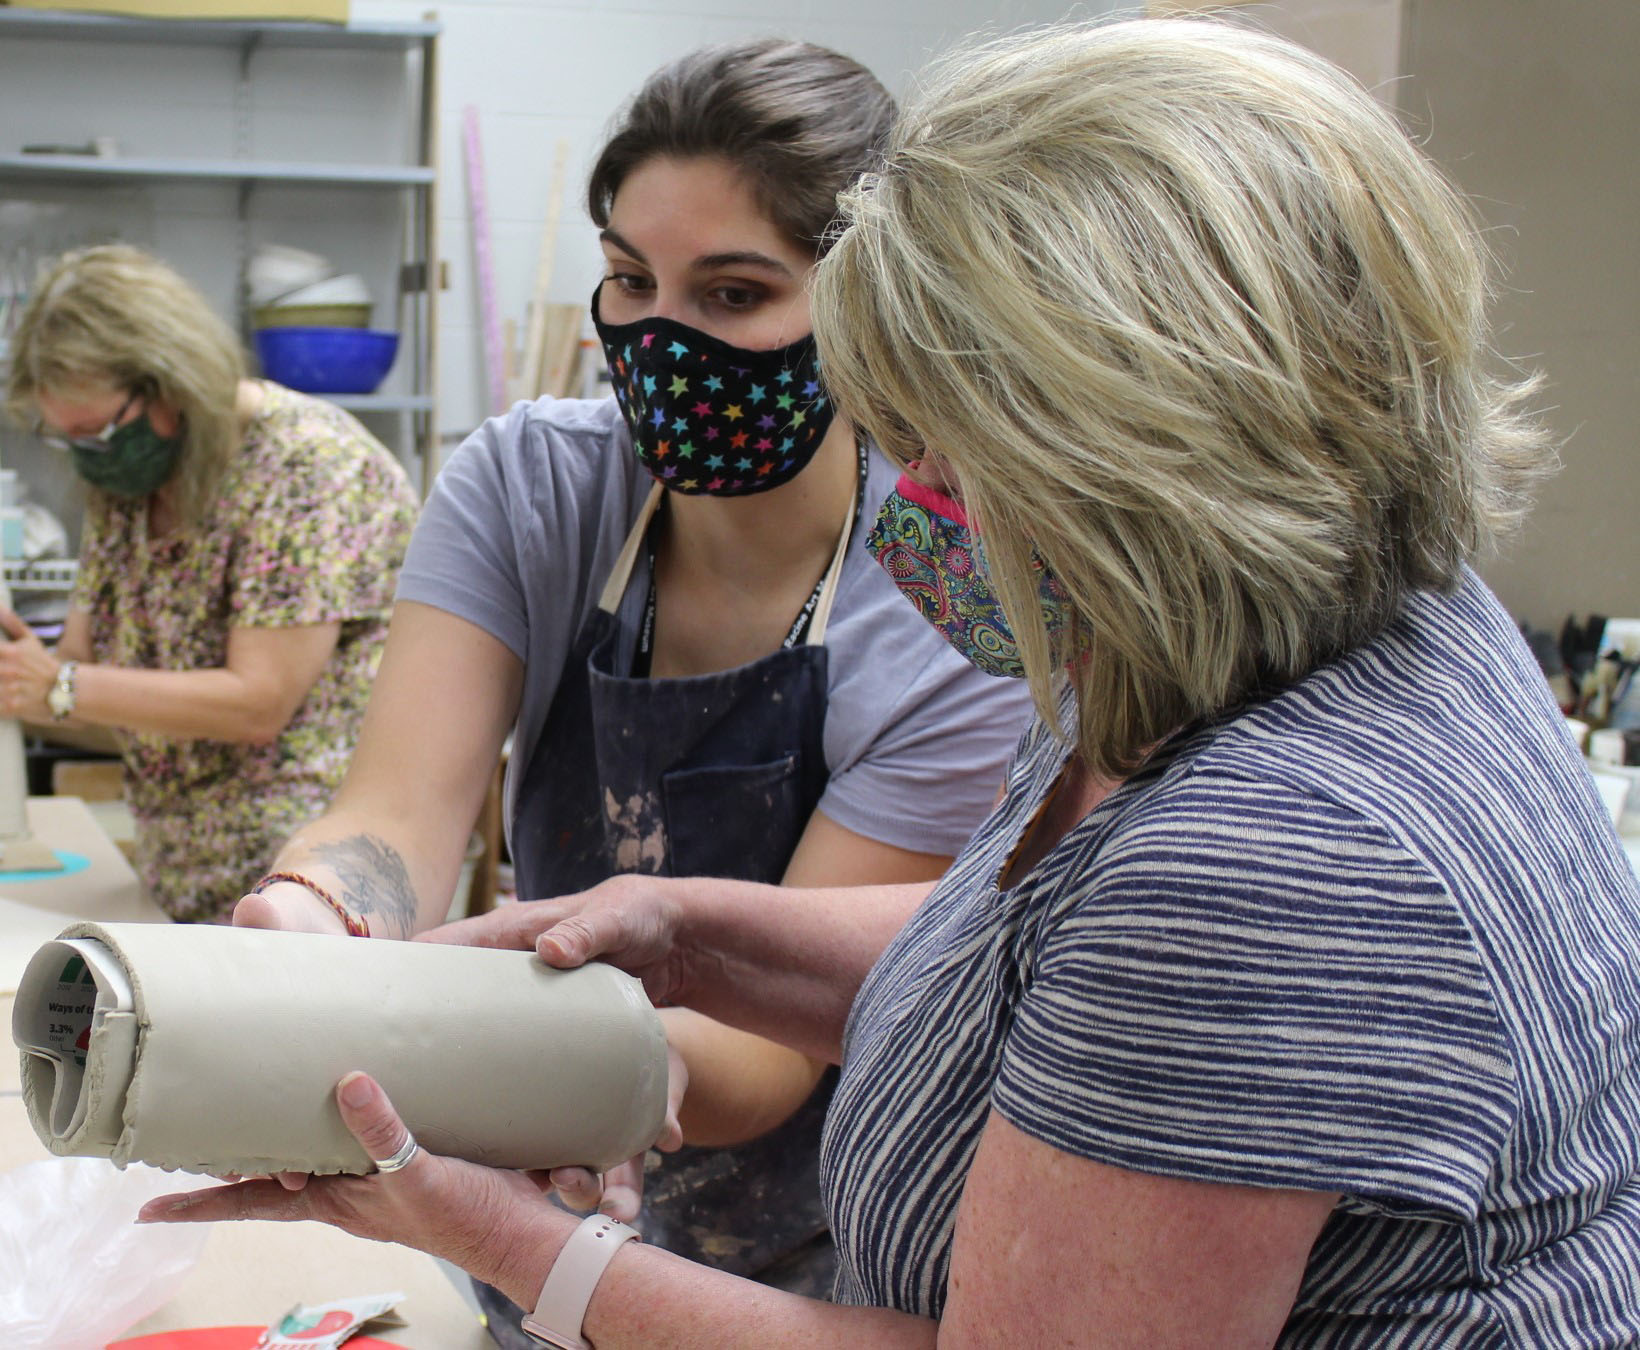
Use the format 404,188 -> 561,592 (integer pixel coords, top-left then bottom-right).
254,326 -> 399,395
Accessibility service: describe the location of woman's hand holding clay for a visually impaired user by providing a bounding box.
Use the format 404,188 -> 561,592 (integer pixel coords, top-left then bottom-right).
424,874 -> 692,1007
232,880 -> 349,935
0,606 -> 61,721
546,1042 -> 688,1222
137,1072 -> 575,1306
430,888 -> 699,1220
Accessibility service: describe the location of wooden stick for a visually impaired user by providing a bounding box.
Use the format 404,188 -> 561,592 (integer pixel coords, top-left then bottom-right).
517,137 -> 570,401
461,106 -> 505,416
542,302 -> 583,399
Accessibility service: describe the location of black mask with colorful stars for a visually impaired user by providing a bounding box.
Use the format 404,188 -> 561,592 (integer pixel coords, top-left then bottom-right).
592,286 -> 835,497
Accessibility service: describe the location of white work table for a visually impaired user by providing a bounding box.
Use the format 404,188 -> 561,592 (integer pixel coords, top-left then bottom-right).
0,797 -> 491,1348
0,796 -> 157,996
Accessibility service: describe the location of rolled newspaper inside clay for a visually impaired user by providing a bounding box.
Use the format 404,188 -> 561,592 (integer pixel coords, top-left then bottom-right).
11,921 -> 669,1177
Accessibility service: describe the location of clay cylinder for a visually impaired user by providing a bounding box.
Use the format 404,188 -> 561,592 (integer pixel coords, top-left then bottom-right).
11,922 -> 668,1177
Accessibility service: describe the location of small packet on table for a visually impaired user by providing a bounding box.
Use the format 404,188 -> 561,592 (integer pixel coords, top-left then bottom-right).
256,1292 -> 408,1349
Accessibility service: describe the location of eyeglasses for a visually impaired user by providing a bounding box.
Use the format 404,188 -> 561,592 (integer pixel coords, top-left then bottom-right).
35,389 -> 144,455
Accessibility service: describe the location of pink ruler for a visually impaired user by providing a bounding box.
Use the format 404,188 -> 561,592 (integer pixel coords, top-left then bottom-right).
462,105 -> 506,416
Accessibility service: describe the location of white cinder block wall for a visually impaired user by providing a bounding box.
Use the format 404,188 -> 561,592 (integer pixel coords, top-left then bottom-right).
347,0 -> 1119,445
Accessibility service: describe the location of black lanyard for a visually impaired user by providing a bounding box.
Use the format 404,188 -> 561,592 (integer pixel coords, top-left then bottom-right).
631,441 -> 870,678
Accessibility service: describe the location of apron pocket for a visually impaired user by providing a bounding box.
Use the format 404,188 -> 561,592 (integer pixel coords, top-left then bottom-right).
661,755 -> 806,881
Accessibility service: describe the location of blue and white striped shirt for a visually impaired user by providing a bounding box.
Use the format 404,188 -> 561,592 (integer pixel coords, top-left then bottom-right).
822,568 -> 1640,1343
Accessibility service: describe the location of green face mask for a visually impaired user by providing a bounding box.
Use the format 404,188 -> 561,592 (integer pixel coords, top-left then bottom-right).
69,412 -> 184,498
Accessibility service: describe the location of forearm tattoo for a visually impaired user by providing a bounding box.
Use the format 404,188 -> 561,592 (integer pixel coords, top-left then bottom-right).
310,834 -> 420,938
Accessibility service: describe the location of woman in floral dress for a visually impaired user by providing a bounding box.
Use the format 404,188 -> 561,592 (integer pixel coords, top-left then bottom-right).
0,245 -> 417,921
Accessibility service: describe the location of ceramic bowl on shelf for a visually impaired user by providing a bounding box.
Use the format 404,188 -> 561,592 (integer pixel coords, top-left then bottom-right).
246,244 -> 331,306
275,273 -> 371,306
251,273 -> 373,329
254,326 -> 398,396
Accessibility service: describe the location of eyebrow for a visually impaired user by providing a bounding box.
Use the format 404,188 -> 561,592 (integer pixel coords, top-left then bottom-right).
43,394 -> 131,437
599,228 -> 793,279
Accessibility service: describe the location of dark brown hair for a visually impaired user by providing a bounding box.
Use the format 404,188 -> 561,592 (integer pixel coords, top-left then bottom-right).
588,38 -> 895,256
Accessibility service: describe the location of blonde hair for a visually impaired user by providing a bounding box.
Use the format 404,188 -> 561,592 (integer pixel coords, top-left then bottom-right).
5,244 -> 245,526
813,17 -> 1552,776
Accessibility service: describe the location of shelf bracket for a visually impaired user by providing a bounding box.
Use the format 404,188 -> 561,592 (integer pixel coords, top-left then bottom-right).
399,260 -> 448,294
234,35 -> 263,350
235,35 -> 263,161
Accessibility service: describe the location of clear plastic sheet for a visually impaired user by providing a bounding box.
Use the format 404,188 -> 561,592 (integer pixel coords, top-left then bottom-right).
0,1155 -> 208,1349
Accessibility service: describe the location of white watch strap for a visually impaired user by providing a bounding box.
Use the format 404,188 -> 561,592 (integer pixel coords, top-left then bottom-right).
521,1214 -> 640,1349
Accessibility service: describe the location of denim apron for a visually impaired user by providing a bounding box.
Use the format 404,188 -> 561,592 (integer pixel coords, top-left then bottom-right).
478,471 -> 860,1344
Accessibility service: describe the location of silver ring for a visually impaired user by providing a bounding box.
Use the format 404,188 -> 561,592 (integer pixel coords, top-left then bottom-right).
372,1132 -> 420,1174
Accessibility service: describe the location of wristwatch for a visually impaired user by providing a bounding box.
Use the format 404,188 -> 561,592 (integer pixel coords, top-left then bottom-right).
47,660 -> 79,721
520,1214 -> 640,1349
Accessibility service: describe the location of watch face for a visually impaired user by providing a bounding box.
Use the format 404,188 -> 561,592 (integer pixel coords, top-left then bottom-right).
49,664 -> 75,718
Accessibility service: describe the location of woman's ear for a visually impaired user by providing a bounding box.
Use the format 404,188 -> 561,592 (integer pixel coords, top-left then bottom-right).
145,397 -> 184,438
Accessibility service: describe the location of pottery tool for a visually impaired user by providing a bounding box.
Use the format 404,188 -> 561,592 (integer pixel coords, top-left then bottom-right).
461,105 -> 506,417
0,838 -> 67,873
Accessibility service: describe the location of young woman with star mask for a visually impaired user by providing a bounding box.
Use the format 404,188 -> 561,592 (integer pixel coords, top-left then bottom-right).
232,37 -> 1031,1309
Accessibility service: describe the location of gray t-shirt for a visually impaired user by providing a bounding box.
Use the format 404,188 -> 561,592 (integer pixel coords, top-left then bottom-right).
397,396 -> 1032,858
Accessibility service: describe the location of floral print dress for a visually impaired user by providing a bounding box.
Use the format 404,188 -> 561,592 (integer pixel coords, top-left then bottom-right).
71,382 -> 418,922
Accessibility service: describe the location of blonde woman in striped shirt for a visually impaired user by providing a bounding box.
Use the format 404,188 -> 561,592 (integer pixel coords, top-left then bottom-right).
145,18 -> 1639,1347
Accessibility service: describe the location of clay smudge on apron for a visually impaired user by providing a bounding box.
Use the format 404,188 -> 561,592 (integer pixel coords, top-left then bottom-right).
603,787 -> 667,873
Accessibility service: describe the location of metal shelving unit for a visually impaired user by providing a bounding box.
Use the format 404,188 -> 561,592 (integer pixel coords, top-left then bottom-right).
330,393 -> 436,412
0,8 -> 442,491
2,558 -> 77,594
0,11 -> 438,47
0,154 -> 435,188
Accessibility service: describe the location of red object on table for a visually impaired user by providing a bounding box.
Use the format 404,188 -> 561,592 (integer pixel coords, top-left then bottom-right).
109,1329 -> 407,1349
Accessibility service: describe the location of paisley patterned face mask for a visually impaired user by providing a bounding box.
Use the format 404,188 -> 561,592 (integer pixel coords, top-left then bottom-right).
592,286 -> 835,497
866,471 -> 1073,680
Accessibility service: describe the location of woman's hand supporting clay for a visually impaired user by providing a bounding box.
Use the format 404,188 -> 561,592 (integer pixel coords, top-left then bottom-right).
424,872 -> 934,1066
140,1070 -> 942,1349
544,1042 -> 688,1223
139,1072 -> 577,1309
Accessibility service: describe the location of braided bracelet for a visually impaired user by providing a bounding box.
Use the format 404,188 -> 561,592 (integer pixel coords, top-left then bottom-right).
252,870 -> 370,938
